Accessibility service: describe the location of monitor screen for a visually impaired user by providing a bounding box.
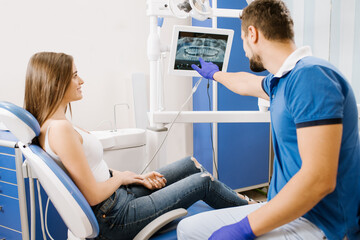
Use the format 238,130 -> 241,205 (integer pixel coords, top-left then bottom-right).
169,25 -> 234,77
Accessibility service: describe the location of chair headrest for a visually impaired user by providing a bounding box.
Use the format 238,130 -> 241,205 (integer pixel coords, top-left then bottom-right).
0,101 -> 40,144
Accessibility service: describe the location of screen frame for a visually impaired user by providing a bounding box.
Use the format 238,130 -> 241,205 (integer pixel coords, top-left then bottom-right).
168,25 -> 234,77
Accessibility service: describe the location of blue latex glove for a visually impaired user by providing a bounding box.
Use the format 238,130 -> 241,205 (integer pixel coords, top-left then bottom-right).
209,216 -> 256,240
191,57 -> 219,80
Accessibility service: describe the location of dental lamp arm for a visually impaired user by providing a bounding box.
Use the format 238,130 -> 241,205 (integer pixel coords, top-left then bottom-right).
147,0 -> 246,19
212,8 -> 243,18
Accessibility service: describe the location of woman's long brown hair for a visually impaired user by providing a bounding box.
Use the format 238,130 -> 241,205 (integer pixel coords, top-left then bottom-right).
24,52 -> 73,126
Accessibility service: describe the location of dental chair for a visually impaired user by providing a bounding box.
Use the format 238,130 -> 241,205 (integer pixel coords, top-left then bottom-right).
0,101 -> 213,240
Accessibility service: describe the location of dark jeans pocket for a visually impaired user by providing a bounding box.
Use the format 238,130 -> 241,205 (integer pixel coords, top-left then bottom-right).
94,191 -> 119,226
101,193 -> 118,214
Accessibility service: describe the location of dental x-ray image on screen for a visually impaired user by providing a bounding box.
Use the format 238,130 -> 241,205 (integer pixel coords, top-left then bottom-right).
176,33 -> 226,69
169,26 -> 234,77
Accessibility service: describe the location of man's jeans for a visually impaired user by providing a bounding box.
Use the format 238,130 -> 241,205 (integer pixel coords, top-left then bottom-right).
177,203 -> 328,240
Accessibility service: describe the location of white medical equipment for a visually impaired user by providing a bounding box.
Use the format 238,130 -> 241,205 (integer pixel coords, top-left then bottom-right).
91,128 -> 147,173
0,101 -> 192,240
146,0 -> 244,115
146,0 -> 268,177
168,25 -> 234,76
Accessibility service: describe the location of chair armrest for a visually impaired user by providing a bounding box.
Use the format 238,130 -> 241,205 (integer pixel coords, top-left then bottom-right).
133,208 -> 188,240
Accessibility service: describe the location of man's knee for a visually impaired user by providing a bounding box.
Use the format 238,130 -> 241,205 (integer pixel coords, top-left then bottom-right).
177,214 -> 213,240
177,217 -> 196,240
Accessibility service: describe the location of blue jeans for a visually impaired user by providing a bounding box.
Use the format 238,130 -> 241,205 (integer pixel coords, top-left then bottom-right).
92,156 -> 248,240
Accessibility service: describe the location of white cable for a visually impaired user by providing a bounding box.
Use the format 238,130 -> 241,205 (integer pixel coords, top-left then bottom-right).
29,177 -> 36,240
37,181 -> 54,240
141,77 -> 203,174
158,53 -> 166,111
36,180 -> 47,240
45,198 -> 55,240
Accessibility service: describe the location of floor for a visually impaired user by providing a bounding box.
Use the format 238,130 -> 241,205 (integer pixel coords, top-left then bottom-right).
240,187 -> 268,202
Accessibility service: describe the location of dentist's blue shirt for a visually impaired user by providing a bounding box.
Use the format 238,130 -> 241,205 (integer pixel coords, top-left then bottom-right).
262,47 -> 360,240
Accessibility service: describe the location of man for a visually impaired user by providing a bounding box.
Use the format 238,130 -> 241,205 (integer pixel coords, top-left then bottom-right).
177,0 -> 360,239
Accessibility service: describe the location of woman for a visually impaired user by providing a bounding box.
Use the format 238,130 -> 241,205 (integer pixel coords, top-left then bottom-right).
24,52 -> 250,240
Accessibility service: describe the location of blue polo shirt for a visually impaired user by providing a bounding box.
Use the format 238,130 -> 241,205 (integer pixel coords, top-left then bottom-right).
262,47 -> 360,240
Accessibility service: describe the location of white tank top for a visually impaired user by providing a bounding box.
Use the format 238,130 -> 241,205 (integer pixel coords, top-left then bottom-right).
44,125 -> 110,182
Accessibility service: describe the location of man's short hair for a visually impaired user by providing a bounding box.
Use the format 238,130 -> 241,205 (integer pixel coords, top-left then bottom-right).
240,0 -> 294,42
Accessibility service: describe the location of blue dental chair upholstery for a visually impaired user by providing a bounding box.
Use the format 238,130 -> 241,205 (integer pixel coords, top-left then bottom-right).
0,101 -> 213,239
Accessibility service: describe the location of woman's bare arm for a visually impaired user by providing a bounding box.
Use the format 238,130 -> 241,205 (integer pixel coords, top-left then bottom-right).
48,120 -> 145,206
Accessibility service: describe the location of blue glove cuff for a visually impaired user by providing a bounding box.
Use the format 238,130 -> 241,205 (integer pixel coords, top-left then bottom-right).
208,69 -> 219,80
239,216 -> 256,240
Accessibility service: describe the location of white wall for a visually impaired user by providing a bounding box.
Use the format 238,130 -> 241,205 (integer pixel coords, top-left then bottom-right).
0,0 -> 193,165
283,0 -> 360,101
8,0 -> 359,167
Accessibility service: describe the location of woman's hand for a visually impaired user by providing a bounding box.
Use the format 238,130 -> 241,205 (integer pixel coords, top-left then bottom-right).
112,170 -> 145,186
141,171 -> 167,190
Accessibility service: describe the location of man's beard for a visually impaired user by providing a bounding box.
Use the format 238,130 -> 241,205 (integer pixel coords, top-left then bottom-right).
249,54 -> 266,72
